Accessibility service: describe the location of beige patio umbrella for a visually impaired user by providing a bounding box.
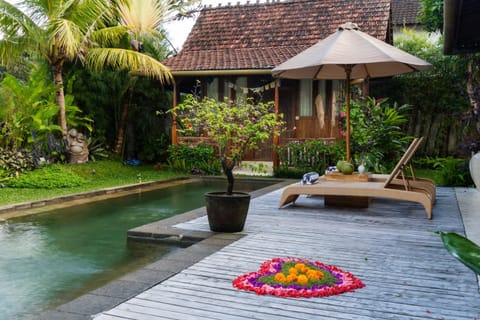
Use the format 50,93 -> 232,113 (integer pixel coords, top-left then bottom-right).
272,22 -> 432,162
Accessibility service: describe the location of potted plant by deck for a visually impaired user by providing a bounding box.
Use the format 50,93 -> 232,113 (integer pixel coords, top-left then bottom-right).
174,94 -> 284,232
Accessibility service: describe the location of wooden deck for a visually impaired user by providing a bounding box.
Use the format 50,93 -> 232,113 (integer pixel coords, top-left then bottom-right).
94,187 -> 480,320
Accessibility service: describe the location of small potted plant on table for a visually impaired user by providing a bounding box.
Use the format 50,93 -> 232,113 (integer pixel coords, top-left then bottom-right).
173,94 -> 284,232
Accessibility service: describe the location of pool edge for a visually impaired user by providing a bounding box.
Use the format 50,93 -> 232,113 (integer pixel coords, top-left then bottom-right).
26,177 -> 293,320
0,177 -> 192,219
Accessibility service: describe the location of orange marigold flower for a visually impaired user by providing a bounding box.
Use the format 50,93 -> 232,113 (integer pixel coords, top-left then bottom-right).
297,274 -> 309,285
307,270 -> 319,281
274,273 -> 286,283
294,263 -> 305,271
288,268 -> 298,275
286,274 -> 297,282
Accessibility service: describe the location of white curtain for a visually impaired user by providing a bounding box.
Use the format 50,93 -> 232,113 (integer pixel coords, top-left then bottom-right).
315,80 -> 326,129
299,79 -> 313,116
207,78 -> 219,99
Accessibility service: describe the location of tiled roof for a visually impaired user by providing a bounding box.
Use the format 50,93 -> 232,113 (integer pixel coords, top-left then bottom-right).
164,0 -> 391,72
391,0 -> 421,26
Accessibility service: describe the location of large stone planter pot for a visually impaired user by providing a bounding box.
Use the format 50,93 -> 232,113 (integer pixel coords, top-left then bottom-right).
470,152 -> 480,191
205,192 -> 251,232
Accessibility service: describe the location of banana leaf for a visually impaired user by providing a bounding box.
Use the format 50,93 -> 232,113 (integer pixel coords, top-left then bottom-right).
436,231 -> 480,275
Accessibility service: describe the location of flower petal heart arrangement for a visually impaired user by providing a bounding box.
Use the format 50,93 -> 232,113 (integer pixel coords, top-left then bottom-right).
232,257 -> 365,298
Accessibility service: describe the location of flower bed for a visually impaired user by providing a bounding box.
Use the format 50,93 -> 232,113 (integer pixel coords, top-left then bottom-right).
232,257 -> 365,298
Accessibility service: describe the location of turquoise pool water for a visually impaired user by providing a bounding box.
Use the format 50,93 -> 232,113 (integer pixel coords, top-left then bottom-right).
0,179 -> 273,319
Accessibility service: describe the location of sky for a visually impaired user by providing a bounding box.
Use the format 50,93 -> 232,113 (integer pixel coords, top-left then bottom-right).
164,0 -> 256,51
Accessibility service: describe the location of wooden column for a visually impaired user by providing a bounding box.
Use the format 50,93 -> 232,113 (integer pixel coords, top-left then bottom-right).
273,79 -> 280,169
171,80 -> 178,145
345,66 -> 352,162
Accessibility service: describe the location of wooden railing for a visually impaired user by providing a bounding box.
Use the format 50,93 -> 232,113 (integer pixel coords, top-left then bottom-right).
176,136 -> 338,167
279,137 -> 337,145
177,136 -> 216,146
278,137 -> 337,168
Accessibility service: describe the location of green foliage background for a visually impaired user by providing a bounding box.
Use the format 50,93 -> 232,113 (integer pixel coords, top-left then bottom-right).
371,30 -> 472,157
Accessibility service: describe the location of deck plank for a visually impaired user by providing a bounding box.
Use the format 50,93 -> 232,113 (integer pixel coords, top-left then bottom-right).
94,187 -> 480,320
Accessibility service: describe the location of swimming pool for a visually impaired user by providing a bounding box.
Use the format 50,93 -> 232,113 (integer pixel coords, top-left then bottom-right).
0,178 -> 275,320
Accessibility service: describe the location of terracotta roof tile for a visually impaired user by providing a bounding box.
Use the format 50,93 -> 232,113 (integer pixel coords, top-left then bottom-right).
391,0 -> 421,26
164,0 -> 391,72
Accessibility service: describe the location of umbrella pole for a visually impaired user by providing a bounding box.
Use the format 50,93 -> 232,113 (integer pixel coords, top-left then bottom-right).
345,66 -> 352,162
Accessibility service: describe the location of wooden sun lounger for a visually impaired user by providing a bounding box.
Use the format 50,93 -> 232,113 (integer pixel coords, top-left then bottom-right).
278,137 -> 435,219
369,137 -> 436,202
370,174 -> 436,205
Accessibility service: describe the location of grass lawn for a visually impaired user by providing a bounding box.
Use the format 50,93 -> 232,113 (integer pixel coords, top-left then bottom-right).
0,161 -> 185,206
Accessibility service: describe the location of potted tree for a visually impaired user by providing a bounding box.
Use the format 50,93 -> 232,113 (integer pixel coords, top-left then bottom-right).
173,94 -> 284,232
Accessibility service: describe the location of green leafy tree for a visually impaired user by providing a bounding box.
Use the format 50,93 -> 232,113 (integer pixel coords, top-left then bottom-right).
173,95 -> 285,194
417,0 -> 480,144
0,0 -> 179,136
418,0 -> 444,33
106,0 -> 186,155
385,30 -> 476,155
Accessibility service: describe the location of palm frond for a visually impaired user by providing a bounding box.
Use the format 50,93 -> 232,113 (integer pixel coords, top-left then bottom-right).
139,31 -> 173,59
118,0 -> 168,36
49,18 -> 83,60
0,0 -> 43,38
90,26 -> 130,48
70,0 -> 113,31
86,48 -> 173,84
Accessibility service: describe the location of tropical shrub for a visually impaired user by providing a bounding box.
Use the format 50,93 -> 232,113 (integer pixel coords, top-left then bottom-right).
30,133 -> 69,164
343,97 -> 410,173
138,132 -> 169,163
167,143 -> 221,174
414,156 -> 473,186
0,64 -> 92,155
0,148 -> 36,179
0,65 -> 62,150
86,137 -> 110,162
7,164 -> 86,189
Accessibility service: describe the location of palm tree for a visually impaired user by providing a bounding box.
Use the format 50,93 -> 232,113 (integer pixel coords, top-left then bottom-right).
94,0 -> 186,155
0,0 -> 193,137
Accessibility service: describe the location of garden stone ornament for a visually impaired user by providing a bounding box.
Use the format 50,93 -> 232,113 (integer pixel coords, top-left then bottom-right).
67,128 -> 89,164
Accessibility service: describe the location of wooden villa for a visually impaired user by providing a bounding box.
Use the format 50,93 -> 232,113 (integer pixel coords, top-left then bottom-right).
163,0 -> 393,162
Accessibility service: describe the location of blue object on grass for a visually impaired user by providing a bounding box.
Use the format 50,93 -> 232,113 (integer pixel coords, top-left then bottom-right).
125,159 -> 142,166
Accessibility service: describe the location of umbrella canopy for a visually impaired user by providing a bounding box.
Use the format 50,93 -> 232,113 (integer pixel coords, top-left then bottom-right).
272,22 -> 432,161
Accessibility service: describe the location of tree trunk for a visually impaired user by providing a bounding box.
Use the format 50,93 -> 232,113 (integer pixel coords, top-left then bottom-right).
53,62 -> 67,137
113,38 -> 143,156
414,109 -> 423,138
466,56 -> 480,115
113,76 -> 138,156
426,114 -> 442,155
113,91 -> 131,155
421,112 -> 431,145
447,120 -> 458,155
222,159 -> 235,195
466,55 -> 480,133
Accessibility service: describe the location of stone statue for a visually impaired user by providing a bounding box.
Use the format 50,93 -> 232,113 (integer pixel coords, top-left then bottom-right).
67,129 -> 89,164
